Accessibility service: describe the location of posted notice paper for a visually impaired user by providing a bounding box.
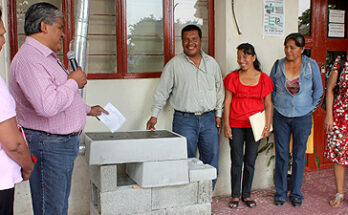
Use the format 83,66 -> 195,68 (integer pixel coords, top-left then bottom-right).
98,103 -> 126,133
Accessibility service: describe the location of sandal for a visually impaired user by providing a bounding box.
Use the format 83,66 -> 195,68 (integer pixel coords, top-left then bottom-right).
242,198 -> 257,208
329,193 -> 344,207
229,199 -> 239,209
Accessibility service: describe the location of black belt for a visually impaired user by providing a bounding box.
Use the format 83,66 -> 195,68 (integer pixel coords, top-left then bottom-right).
174,110 -> 213,116
22,128 -> 81,136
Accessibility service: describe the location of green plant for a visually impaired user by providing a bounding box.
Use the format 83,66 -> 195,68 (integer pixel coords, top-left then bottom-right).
258,135 -> 321,170
257,136 -> 275,167
313,150 -> 321,169
298,9 -> 310,36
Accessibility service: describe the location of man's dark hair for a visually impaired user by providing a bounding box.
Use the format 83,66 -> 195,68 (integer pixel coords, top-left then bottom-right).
181,24 -> 202,39
284,33 -> 305,48
237,43 -> 262,72
24,2 -> 63,36
0,8 -> 2,19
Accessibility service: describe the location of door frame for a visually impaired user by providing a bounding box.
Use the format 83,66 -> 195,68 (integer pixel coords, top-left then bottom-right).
305,0 -> 348,171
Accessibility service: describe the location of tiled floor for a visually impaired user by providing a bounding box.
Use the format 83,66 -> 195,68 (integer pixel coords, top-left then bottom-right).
212,168 -> 348,215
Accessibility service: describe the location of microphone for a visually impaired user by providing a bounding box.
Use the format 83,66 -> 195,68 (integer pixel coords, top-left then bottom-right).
67,51 -> 78,71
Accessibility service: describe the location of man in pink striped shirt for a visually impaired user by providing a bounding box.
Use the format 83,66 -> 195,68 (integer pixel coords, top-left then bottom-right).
9,3 -> 107,215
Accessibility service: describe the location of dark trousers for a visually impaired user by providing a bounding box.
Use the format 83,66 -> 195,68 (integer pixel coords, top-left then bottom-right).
230,127 -> 260,199
0,187 -> 14,215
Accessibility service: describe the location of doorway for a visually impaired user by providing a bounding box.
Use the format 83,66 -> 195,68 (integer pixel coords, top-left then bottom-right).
300,0 -> 348,171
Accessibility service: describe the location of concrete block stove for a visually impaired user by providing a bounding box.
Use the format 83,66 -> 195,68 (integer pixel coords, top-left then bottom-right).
84,130 -> 216,215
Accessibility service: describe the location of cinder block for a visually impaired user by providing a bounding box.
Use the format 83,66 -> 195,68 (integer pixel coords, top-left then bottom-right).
198,180 -> 212,204
89,165 -> 117,192
90,202 -> 100,215
99,186 -> 152,215
165,203 -> 211,215
135,210 -> 166,215
91,183 -> 101,213
188,159 -> 216,182
152,182 -> 198,210
126,160 -> 189,188
85,130 -> 187,165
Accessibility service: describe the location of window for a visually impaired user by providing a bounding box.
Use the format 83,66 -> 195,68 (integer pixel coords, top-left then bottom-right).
174,0 -> 210,55
86,0 -> 117,75
126,0 -> 164,74
8,0 -> 74,67
8,0 -> 215,79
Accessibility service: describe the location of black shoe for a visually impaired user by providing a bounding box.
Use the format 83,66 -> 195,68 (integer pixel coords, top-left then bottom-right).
229,200 -> 239,209
291,198 -> 302,208
242,198 -> 257,208
274,200 -> 285,206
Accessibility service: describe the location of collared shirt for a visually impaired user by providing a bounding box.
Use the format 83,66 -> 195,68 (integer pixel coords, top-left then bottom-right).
151,51 -> 224,118
0,77 -> 22,190
270,55 -> 323,117
10,37 -> 91,135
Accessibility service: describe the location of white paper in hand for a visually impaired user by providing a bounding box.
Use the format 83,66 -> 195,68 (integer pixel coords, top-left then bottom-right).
98,103 -> 126,133
249,111 -> 272,142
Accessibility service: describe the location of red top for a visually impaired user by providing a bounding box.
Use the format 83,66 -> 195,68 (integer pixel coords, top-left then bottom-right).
286,77 -> 300,95
223,70 -> 274,128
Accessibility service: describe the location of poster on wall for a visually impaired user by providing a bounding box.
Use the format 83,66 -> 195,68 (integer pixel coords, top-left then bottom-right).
263,0 -> 284,37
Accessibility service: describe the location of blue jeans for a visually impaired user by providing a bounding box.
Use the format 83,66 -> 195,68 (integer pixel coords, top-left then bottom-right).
172,111 -> 219,188
230,127 -> 260,199
273,110 -> 312,202
24,129 -> 79,215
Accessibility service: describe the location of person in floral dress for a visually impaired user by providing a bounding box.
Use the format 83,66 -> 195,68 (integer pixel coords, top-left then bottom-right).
324,55 -> 348,207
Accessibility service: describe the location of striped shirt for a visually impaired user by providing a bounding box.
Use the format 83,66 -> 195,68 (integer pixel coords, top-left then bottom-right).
9,37 -> 91,135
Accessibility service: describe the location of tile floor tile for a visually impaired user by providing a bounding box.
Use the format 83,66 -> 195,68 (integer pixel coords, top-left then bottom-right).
212,168 -> 348,215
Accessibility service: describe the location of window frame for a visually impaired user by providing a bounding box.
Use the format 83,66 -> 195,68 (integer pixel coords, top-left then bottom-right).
8,0 -> 215,79
8,0 -> 75,68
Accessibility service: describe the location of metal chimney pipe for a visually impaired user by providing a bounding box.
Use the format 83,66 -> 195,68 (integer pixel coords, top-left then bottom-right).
72,0 -> 90,75
73,0 -> 90,155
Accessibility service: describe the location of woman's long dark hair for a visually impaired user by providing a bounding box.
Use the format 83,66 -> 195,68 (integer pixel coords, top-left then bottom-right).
237,43 -> 261,72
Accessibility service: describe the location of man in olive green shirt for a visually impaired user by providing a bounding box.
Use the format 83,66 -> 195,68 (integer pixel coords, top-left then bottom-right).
146,25 -> 224,189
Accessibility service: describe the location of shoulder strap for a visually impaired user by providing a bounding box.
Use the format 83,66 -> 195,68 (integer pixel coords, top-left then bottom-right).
274,59 -> 279,74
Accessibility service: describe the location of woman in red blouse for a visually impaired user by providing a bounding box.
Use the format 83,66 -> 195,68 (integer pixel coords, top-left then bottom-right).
223,43 -> 274,209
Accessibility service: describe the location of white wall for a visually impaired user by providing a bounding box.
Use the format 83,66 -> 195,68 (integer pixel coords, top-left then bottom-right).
213,0 -> 299,196
0,0 -> 299,214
